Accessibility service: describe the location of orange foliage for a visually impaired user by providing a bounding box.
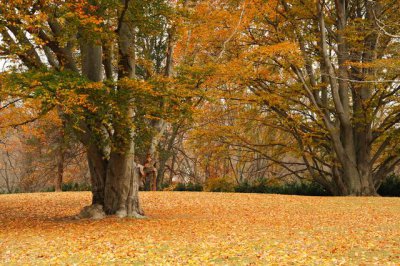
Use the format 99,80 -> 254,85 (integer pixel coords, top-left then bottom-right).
0,192 -> 399,264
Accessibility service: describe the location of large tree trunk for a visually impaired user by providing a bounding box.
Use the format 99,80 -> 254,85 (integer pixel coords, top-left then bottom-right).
85,138 -> 143,217
338,175 -> 377,196
330,162 -> 378,196
87,144 -> 107,205
104,141 -> 143,217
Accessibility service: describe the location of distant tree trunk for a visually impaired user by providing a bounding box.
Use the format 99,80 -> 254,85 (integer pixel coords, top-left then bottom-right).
150,120 -> 167,190
142,119 -> 167,191
157,157 -> 167,188
157,124 -> 180,188
55,123 -> 66,192
168,153 -> 176,184
55,148 -> 64,192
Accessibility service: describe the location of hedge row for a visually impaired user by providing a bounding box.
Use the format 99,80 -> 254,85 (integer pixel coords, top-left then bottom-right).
2,175 -> 400,196
45,182 -> 91,192
170,174 -> 400,197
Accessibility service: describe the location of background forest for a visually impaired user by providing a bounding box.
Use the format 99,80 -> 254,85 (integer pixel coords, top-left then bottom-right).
1,0 -> 400,199
1,1 -> 400,264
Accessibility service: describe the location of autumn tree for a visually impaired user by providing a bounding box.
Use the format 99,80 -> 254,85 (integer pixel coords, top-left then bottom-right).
0,0 -> 184,216
0,107 -> 87,193
187,100 -> 297,184
183,0 -> 400,195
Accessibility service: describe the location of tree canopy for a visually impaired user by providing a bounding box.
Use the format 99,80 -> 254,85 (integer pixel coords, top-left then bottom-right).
1,0 -> 400,215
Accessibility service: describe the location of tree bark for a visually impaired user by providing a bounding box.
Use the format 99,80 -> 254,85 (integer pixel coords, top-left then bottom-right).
87,143 -> 107,205
55,148 -> 64,192
337,169 -> 378,196
104,151 -> 139,216
147,119 -> 167,190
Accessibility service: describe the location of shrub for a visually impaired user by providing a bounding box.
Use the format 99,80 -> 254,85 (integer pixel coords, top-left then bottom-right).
64,182 -> 91,191
235,179 -> 271,193
235,179 -> 280,194
161,183 -> 175,191
44,182 -> 91,192
378,174 -> 400,197
185,183 -> 203,191
170,183 -> 203,191
174,183 -> 188,191
280,182 -> 331,196
0,188 -> 21,194
205,177 -> 235,192
234,179 -> 331,196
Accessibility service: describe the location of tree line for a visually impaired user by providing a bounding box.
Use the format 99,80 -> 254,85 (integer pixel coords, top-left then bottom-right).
1,0 -> 399,217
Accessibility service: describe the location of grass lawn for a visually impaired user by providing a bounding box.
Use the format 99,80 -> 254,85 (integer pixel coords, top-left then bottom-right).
0,192 -> 399,265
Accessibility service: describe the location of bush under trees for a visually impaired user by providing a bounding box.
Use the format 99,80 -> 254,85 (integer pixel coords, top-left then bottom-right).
167,175 -> 400,197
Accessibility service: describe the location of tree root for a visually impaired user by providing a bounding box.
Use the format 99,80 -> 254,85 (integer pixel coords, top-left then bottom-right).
75,204 -> 106,220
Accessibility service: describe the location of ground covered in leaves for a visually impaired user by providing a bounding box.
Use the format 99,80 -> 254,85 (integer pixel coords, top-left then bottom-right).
0,192 -> 399,265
